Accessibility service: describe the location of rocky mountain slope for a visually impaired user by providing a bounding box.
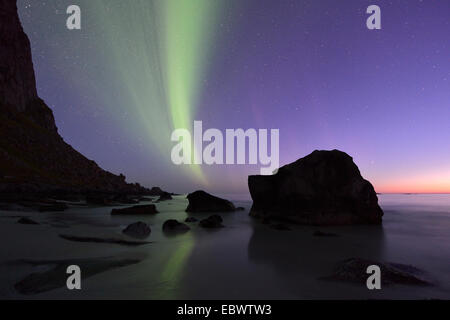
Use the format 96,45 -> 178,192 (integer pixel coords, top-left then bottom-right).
0,0 -> 151,195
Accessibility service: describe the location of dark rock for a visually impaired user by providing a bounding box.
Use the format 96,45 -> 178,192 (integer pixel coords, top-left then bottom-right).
148,187 -> 163,195
38,203 -> 68,212
156,192 -> 172,202
323,258 -> 432,286
17,217 -> 39,225
270,223 -> 291,231
162,219 -> 190,233
235,207 -> 245,211
185,217 -> 198,223
147,187 -> 172,196
313,230 -> 339,237
111,205 -> 158,215
199,215 -> 224,228
122,221 -> 151,239
186,190 -> 236,212
14,257 -> 141,295
59,234 -> 151,246
248,150 -> 383,225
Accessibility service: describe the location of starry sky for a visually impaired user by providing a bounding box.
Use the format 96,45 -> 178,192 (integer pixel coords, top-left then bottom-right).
17,0 -> 450,194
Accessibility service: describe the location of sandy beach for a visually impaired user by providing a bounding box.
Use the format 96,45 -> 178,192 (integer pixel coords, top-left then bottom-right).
1,194 -> 449,299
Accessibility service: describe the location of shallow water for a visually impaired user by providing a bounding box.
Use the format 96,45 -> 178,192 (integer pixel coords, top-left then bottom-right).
0,194 -> 449,299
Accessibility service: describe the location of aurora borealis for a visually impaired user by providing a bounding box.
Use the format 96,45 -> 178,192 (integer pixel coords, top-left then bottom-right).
18,0 -> 450,194
89,0 -> 224,183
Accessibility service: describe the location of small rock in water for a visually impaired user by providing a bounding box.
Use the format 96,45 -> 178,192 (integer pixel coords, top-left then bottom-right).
199,215 -> 224,228
186,190 -> 236,212
313,230 -> 339,237
156,192 -> 173,202
123,221 -> 151,239
162,219 -> 190,233
185,217 -> 198,223
17,217 -> 39,225
235,207 -> 245,211
323,258 -> 432,286
111,205 -> 158,215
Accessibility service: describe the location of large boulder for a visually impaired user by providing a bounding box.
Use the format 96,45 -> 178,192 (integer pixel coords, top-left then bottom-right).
248,150 -> 383,225
186,190 -> 236,213
111,204 -> 158,215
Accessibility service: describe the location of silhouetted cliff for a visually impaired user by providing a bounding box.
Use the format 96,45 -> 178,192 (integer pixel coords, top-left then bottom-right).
0,0 -> 150,194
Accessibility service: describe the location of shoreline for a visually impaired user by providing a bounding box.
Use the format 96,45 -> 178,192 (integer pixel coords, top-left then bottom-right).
1,194 -> 449,299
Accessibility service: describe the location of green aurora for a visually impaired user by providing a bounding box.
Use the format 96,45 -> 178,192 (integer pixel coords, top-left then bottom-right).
90,0 -> 223,184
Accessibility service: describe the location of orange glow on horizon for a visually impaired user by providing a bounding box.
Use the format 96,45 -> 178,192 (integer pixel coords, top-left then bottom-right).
373,168 -> 450,194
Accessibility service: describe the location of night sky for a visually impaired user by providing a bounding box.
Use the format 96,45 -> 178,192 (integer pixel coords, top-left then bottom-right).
17,0 -> 450,194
